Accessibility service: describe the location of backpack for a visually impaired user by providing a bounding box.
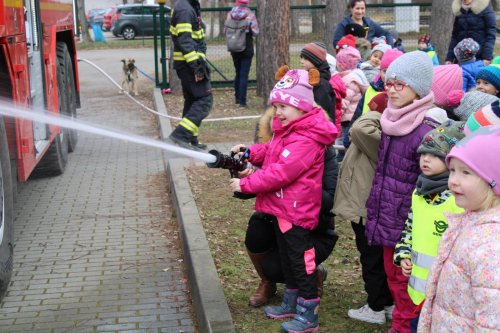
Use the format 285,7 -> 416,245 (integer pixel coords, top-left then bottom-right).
225,17 -> 248,53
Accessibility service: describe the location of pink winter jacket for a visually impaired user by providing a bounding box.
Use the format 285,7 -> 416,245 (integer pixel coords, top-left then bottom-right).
240,107 -> 338,230
340,69 -> 369,122
418,207 -> 500,332
329,73 -> 346,133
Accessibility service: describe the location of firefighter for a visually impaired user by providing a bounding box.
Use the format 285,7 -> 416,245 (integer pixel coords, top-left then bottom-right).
169,0 -> 212,150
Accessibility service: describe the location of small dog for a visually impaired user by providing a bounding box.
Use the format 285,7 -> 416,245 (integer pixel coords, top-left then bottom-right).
120,58 -> 139,96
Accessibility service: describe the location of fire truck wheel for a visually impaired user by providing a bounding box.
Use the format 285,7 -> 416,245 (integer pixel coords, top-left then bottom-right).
57,42 -> 78,152
0,119 -> 14,301
31,44 -> 70,178
122,26 -> 136,40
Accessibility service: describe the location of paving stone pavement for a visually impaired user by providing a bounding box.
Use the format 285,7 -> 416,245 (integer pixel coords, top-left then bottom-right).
0,49 -> 196,333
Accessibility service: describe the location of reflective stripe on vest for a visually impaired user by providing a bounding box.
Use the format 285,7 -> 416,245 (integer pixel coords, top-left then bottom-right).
427,51 -> 435,59
170,24 -> 204,40
362,86 -> 381,115
172,51 -> 206,62
407,191 -> 463,305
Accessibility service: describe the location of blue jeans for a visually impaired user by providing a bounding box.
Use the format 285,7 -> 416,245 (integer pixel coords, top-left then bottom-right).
231,54 -> 253,105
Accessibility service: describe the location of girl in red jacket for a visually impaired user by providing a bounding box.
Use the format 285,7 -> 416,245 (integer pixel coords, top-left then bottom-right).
230,66 -> 338,333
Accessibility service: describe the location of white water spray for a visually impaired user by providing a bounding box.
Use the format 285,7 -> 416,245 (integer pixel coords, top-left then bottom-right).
0,102 -> 216,163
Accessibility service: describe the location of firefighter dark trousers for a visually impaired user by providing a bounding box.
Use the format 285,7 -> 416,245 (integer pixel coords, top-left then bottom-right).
272,219 -> 318,299
171,64 -> 213,142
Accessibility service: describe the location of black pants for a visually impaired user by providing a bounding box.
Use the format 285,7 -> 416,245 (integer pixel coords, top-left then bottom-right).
351,220 -> 393,311
172,64 -> 213,140
245,212 -> 336,284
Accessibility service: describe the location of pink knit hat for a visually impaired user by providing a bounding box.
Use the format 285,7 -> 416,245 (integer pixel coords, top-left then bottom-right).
336,46 -> 361,71
446,89 -> 465,108
431,64 -> 463,108
446,125 -> 500,195
269,69 -> 316,113
236,0 -> 249,4
380,49 -> 404,70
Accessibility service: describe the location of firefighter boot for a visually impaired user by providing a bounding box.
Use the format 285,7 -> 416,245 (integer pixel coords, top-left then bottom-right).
168,126 -> 198,151
247,251 -> 277,307
264,288 -> 298,319
280,297 -> 320,333
190,136 -> 207,150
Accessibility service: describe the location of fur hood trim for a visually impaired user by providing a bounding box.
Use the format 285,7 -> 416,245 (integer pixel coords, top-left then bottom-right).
452,0 -> 490,15
255,107 -> 275,144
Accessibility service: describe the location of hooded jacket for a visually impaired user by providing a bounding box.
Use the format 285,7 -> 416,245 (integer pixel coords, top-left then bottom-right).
446,0 -> 496,62
240,107 -> 338,230
224,5 -> 259,58
340,69 -> 369,122
417,208 -> 500,332
314,61 -> 336,123
334,111 -> 382,223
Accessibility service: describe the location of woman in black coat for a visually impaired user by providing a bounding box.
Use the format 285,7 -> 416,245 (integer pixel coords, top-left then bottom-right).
445,0 -> 496,65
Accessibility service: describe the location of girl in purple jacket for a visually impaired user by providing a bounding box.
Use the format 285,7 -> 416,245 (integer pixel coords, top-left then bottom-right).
230,67 -> 337,333
363,51 -> 440,333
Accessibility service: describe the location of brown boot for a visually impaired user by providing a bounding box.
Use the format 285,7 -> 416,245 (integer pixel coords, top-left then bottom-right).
247,251 -> 277,307
315,264 -> 328,298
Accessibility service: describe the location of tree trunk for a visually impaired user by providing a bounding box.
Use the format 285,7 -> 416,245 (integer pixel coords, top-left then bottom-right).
429,0 -> 454,64
218,0 -> 228,38
311,0 -> 324,34
256,0 -> 290,103
76,0 -> 91,42
290,9 -> 299,38
326,0 -> 350,52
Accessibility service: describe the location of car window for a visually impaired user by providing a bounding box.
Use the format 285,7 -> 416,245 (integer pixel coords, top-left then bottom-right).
122,7 -> 141,15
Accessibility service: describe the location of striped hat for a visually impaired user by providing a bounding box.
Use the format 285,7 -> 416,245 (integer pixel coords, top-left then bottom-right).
301,42 -> 327,68
464,100 -> 500,135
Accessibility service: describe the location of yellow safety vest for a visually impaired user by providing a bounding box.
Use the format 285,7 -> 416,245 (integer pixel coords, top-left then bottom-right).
426,50 -> 436,60
362,86 -> 381,115
408,191 -> 464,305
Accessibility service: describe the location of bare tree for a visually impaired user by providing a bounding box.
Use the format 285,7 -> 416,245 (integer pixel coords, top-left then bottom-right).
429,0 -> 454,64
76,0 -> 91,42
324,0 -> 349,53
256,0 -> 290,103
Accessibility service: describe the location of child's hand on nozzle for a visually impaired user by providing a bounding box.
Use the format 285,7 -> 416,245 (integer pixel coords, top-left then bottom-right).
231,144 -> 246,155
401,259 -> 413,277
238,168 -> 254,178
229,178 -> 242,192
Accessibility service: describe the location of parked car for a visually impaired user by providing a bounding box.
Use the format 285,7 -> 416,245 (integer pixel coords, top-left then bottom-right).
111,4 -> 171,40
102,7 -> 117,31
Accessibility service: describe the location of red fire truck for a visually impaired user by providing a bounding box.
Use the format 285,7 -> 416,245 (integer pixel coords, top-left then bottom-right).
0,0 -> 80,300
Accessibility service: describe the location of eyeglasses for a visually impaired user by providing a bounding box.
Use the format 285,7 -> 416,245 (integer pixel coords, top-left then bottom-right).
385,81 -> 409,92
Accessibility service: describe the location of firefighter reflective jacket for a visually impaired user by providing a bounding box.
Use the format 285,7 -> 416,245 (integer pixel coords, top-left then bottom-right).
170,0 -> 207,70
408,191 -> 463,305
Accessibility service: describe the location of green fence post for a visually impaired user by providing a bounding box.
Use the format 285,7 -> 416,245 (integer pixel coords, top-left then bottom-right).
158,0 -> 168,89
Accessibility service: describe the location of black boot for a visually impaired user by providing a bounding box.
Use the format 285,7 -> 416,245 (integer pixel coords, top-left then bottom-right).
190,136 -> 207,150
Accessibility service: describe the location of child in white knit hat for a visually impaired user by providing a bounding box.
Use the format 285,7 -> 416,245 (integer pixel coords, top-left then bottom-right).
360,43 -> 392,83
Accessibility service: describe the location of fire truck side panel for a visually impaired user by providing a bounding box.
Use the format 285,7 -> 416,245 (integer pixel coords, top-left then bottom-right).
0,0 -> 24,39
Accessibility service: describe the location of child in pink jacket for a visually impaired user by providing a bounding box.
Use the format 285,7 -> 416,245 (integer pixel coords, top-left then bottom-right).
336,46 -> 369,161
418,125 -> 500,332
230,67 -> 338,333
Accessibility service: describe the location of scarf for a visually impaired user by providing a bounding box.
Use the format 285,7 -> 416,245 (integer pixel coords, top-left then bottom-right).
381,92 -> 434,136
415,171 -> 450,196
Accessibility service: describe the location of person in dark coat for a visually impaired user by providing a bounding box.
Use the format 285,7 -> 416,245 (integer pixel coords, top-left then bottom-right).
445,0 -> 496,65
333,0 -> 393,49
299,42 -> 336,123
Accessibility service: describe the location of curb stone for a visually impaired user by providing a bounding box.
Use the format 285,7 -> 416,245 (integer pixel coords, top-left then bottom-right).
153,88 -> 236,333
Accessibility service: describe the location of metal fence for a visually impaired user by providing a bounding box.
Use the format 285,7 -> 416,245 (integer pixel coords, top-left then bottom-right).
184,3 -> 432,87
